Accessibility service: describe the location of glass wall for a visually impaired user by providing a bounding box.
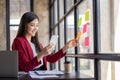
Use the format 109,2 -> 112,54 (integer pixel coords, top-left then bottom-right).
54,0 -> 58,24
49,0 -> 120,80
77,0 -> 93,54
59,0 -> 64,18
50,0 -> 94,79
66,11 -> 75,54
79,59 -> 94,77
66,0 -> 74,12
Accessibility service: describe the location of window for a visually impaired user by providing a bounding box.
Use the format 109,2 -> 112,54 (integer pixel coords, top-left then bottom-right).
49,0 -> 120,80
77,0 -> 93,54
8,0 -> 32,49
66,11 -> 75,54
50,0 -> 94,79
99,0 -> 120,80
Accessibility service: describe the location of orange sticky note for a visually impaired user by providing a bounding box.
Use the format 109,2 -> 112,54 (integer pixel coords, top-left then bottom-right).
76,31 -> 82,39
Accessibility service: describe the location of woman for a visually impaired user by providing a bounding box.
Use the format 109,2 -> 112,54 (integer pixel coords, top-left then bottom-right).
12,12 -> 79,72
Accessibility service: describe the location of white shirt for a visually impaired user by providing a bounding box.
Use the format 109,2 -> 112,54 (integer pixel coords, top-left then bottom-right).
29,41 -> 43,69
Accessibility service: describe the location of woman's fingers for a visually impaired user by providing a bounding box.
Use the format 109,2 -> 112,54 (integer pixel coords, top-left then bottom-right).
74,39 -> 79,46
45,44 -> 54,54
67,39 -> 79,48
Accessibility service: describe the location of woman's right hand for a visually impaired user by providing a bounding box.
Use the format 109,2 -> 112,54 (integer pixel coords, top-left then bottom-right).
37,44 -> 53,62
41,44 -> 54,56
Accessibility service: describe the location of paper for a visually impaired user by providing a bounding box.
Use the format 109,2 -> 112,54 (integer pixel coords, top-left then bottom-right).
84,36 -> 89,46
50,35 -> 58,50
18,71 -> 27,77
29,71 -> 58,79
35,69 -> 64,75
76,31 -> 82,39
30,74 -> 58,79
78,17 -> 82,27
18,71 -> 27,75
29,69 -> 63,79
85,10 -> 90,21
83,23 -> 88,33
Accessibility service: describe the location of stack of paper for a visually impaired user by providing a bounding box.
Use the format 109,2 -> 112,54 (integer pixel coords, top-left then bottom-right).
29,69 -> 64,79
18,71 -> 28,77
35,69 -> 64,75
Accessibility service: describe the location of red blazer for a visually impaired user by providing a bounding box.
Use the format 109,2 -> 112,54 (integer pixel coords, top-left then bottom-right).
12,36 -> 66,72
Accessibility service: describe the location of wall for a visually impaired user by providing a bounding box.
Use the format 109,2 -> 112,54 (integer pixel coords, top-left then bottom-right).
0,0 -> 6,50
34,0 -> 49,46
34,0 -> 50,69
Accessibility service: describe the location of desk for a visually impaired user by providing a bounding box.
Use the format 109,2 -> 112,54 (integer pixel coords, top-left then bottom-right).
0,72 -> 94,80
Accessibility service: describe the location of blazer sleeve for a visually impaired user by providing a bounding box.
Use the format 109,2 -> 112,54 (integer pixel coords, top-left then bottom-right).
12,38 -> 41,72
46,49 -> 66,63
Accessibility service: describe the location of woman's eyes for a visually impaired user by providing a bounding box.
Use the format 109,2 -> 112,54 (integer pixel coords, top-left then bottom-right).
30,24 -> 34,26
30,24 -> 38,27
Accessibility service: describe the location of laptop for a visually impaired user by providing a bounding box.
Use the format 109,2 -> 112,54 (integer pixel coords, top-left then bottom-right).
0,51 -> 18,77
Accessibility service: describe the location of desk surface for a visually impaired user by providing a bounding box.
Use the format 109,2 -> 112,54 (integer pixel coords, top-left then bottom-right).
0,71 -> 94,80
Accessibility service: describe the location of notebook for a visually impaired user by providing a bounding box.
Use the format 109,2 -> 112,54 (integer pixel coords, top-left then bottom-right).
0,51 -> 18,77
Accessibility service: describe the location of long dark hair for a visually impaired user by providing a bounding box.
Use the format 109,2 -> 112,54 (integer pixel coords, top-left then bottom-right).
17,12 -> 41,52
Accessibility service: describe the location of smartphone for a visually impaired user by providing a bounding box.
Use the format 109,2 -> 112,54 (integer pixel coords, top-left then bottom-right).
50,35 -> 58,50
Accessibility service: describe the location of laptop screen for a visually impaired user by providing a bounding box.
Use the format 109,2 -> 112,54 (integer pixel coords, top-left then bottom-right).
0,51 -> 18,77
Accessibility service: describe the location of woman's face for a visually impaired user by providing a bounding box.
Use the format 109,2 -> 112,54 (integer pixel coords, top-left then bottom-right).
26,19 -> 39,37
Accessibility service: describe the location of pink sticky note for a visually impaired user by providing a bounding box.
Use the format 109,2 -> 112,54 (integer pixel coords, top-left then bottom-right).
84,36 -> 89,46
83,23 -> 88,33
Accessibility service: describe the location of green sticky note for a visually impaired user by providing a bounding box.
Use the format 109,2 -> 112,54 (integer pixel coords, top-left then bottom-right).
85,10 -> 90,21
78,17 -> 82,27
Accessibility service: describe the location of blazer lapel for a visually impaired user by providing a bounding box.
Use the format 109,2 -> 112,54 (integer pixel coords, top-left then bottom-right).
23,37 -> 34,60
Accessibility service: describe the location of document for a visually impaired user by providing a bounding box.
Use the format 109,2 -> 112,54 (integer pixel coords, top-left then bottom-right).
29,69 -> 64,79
29,71 -> 58,79
18,71 -> 28,77
35,69 -> 64,75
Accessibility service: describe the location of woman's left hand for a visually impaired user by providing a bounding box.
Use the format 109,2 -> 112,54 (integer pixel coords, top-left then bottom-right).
62,39 -> 79,53
66,39 -> 79,48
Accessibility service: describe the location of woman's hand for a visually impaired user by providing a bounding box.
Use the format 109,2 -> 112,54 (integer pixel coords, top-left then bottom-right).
62,39 -> 79,53
43,43 -> 54,55
66,39 -> 79,48
37,44 -> 54,62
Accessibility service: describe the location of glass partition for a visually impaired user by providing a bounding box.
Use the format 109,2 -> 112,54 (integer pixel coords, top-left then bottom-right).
66,0 -> 74,12
79,59 -> 94,78
77,0 -> 94,54
66,11 -> 75,54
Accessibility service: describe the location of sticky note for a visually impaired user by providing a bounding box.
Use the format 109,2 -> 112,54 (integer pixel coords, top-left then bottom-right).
84,36 -> 89,46
76,31 -> 82,39
85,10 -> 90,21
83,23 -> 88,33
78,17 -> 82,27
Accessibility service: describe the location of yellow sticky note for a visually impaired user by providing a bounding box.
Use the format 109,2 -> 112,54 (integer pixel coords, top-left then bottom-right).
76,31 -> 82,39
78,17 -> 82,27
85,10 -> 90,21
